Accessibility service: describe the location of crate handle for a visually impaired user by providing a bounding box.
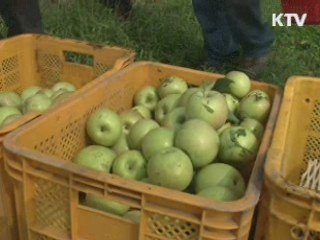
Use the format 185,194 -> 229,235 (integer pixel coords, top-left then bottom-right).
63,51 -> 94,67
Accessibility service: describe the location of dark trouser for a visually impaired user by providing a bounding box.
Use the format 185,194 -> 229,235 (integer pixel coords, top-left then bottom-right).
0,0 -> 43,37
192,0 -> 274,67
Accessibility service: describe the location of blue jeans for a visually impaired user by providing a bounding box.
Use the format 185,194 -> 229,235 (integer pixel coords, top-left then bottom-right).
193,0 -> 274,67
0,0 -> 43,37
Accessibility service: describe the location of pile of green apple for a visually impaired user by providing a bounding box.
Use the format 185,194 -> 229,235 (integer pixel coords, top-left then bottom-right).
74,71 -> 271,220
0,81 -> 77,128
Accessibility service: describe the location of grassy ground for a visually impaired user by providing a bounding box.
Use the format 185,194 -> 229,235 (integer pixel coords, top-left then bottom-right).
2,0 -> 320,87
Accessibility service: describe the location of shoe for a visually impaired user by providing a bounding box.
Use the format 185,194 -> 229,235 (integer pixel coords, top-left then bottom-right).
236,55 -> 269,80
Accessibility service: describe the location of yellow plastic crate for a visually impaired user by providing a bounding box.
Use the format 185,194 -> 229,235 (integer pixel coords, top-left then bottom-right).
0,33 -> 135,240
254,76 -> 320,240
3,61 -> 281,240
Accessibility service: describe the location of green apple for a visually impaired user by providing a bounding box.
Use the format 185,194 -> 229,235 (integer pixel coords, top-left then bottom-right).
21,86 -> 42,103
0,114 -> 22,128
157,76 -> 188,99
212,71 -> 251,99
123,210 -> 141,224
147,147 -> 193,191
141,127 -> 175,159
132,105 -> 152,119
112,150 -> 147,180
52,81 -> 77,92
37,88 -> 54,98
199,80 -> 216,91
22,93 -> 52,113
218,126 -> 259,166
225,71 -> 251,98
174,119 -> 220,168
127,119 -> 159,150
112,133 -> 130,155
223,93 -> 239,113
237,90 -> 271,123
197,186 -> 240,202
186,90 -> 228,130
194,163 -> 246,198
154,93 -> 181,124
240,118 -> 265,141
50,89 -> 69,100
51,90 -> 74,106
0,91 -> 22,109
133,86 -> 159,111
86,107 -> 122,147
83,194 -> 130,216
217,122 -> 232,135
119,109 -> 144,135
161,107 -> 187,131
177,87 -> 201,107
73,145 -> 116,173
0,107 -> 21,125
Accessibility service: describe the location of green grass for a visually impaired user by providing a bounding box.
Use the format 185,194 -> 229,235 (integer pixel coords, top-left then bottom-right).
2,0 -> 320,87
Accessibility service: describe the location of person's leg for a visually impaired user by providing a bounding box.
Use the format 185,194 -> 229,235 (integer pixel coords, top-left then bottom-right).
192,0 -> 241,68
1,0 -> 43,37
225,0 -> 274,78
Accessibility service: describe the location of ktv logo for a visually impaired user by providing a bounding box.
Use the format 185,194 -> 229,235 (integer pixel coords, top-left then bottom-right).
272,13 -> 308,27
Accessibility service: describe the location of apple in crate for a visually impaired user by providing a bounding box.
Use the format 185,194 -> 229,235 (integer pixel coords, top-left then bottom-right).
112,150 -> 147,180
119,109 -> 144,135
22,93 -> 52,113
212,71 -> 251,99
218,126 -> 259,166
132,105 -> 152,119
127,118 -> 159,150
37,88 -> 54,98
1,114 -> 22,128
161,107 -> 187,131
237,89 -> 271,123
177,87 -> 201,107
0,106 -> 22,126
83,194 -> 130,216
157,76 -> 188,99
0,91 -> 22,109
112,133 -> 130,155
86,108 -> 122,147
21,86 -> 42,103
141,127 -> 175,159
240,117 -> 265,142
73,145 -> 116,173
194,163 -> 246,198
51,81 -> 77,92
147,147 -> 193,191
174,119 -> 220,169
186,90 -> 228,130
51,90 -> 75,106
154,93 -> 181,124
197,186 -> 240,202
133,86 -> 159,111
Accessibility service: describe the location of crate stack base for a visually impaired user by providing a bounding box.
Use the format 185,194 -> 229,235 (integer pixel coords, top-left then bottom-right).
254,76 -> 320,240
0,33 -> 135,240
3,61 -> 281,240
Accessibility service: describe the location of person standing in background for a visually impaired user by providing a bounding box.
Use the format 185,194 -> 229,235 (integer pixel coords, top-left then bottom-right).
0,0 -> 43,37
192,0 -> 274,79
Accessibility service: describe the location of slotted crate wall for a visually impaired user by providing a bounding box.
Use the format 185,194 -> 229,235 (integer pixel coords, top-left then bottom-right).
0,33 -> 135,240
254,76 -> 320,240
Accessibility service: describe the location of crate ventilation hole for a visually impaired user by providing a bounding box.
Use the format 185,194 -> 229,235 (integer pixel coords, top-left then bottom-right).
289,160 -> 320,240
